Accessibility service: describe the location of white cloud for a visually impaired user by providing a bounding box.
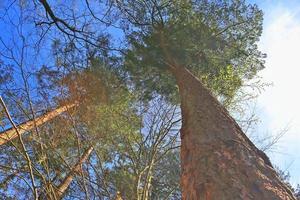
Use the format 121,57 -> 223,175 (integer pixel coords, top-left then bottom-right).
258,5 -> 300,185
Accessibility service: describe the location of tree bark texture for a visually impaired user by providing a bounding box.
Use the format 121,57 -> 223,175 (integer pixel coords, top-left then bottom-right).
171,66 -> 296,200
55,146 -> 93,199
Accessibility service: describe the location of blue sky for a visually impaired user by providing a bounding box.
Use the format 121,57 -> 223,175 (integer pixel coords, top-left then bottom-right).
252,0 -> 300,185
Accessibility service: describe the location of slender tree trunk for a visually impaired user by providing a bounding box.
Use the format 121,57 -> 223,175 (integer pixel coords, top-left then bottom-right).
115,191 -> 123,200
55,146 -> 93,200
142,162 -> 154,200
0,103 -> 76,145
170,66 -> 296,200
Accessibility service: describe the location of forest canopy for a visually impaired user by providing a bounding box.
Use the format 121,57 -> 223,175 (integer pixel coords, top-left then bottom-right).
0,0 -> 298,200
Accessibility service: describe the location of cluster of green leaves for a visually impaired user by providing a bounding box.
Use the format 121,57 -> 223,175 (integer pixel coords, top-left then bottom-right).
123,0 -> 266,106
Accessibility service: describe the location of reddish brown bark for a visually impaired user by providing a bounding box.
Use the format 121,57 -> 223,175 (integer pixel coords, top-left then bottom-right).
0,103 -> 76,146
55,146 -> 93,199
171,66 -> 296,200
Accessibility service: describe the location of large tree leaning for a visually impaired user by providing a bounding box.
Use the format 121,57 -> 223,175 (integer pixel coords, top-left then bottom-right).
169,64 -> 295,199
119,0 -> 297,197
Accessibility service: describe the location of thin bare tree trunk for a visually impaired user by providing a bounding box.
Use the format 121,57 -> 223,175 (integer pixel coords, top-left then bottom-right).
55,146 -> 94,200
0,96 -> 39,199
170,66 -> 296,199
115,191 -> 123,200
0,103 -> 76,145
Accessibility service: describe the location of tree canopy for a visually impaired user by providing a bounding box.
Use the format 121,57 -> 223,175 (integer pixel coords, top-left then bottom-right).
121,0 -> 265,106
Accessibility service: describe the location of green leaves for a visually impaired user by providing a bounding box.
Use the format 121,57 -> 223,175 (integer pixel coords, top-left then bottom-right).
122,0 -> 265,106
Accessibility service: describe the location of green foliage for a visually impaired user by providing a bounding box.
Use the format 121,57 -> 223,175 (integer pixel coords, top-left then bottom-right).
87,91 -> 141,155
122,0 -> 266,105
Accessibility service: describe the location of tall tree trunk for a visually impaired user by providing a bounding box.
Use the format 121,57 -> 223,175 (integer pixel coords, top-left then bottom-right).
55,146 -> 93,200
0,103 -> 76,146
170,66 -> 296,200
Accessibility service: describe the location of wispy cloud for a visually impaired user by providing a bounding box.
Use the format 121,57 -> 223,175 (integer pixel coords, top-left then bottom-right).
258,3 -> 300,185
